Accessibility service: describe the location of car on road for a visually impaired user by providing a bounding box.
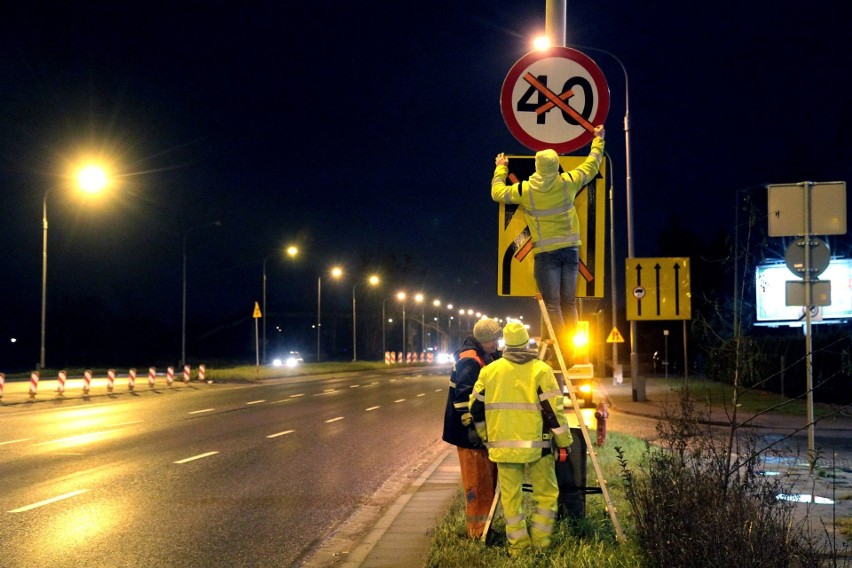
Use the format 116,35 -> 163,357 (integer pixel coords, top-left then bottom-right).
272,351 -> 304,367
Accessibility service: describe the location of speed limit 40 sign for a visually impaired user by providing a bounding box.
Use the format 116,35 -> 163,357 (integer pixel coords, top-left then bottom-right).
501,47 -> 609,154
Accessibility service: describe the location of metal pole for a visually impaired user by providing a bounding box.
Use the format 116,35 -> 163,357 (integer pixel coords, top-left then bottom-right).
402,301 -> 406,362
382,299 -> 387,356
262,256 -> 268,364
181,221 -> 221,369
352,285 -> 357,362
608,158 -> 619,383
40,189 -> 51,370
803,182 -> 815,468
316,276 -> 321,363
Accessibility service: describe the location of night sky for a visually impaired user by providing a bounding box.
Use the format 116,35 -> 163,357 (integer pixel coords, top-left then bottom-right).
1,1 -> 849,369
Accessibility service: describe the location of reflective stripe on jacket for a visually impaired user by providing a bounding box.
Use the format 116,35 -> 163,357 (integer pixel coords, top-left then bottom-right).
469,356 -> 572,463
490,137 -> 604,254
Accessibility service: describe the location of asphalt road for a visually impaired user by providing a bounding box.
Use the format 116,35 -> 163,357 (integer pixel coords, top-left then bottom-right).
0,368 -> 449,567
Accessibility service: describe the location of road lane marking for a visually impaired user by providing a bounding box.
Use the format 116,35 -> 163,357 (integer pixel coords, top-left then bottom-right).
189,408 -> 215,415
9,489 -> 89,513
325,417 -> 344,423
435,388 -> 442,392
0,439 -> 32,446
108,420 -> 144,427
174,451 -> 219,464
290,393 -> 304,398
417,393 -> 426,397
246,400 -> 265,405
267,430 -> 296,438
365,406 -> 380,411
349,384 -> 360,388
394,399 -> 406,403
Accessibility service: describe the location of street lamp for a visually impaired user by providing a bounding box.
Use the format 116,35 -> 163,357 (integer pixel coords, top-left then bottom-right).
316,266 -> 342,362
181,221 -> 222,368
262,245 -> 299,363
397,292 -> 407,362
415,293 -> 425,353
352,274 -> 380,361
40,163 -> 112,370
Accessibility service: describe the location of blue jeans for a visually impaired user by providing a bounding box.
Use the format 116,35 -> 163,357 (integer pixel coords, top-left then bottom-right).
533,247 -> 579,353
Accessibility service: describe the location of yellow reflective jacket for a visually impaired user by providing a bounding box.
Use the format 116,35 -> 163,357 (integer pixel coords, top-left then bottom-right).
469,349 -> 572,463
490,137 -> 604,254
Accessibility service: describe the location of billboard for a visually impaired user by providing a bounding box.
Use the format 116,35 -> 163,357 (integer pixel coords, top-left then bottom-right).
754,259 -> 852,326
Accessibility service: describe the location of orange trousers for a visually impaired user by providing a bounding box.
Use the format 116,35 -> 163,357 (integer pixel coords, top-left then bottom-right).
457,447 -> 498,538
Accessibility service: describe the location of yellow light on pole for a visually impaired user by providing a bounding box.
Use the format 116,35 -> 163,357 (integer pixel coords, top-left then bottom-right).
76,164 -> 110,194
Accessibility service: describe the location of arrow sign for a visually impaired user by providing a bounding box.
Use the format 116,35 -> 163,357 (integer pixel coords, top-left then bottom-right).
626,257 -> 692,321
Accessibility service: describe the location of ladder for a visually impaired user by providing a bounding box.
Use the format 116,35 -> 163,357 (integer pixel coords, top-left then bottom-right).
536,293 -> 626,543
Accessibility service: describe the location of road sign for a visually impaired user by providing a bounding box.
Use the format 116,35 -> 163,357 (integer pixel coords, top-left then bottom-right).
606,327 -> 625,343
501,47 -> 609,154
625,257 -> 691,321
496,155 -> 606,297
253,302 -> 262,318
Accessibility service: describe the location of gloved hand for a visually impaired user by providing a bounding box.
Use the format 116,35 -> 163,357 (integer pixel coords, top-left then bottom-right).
467,427 -> 484,447
461,412 -> 473,427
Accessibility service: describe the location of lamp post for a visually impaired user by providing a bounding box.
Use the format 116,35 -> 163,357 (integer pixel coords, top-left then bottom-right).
397,292 -> 407,362
181,221 -> 222,368
40,164 -> 111,370
415,293 -> 425,353
316,266 -> 342,362
352,274 -> 380,361
262,245 -> 298,364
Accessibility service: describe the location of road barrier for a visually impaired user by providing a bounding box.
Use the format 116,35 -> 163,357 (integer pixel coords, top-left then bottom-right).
198,364 -> 206,382
107,369 -> 116,392
167,366 -> 175,386
128,368 -> 137,391
29,371 -> 39,398
57,370 -> 67,395
183,365 -> 190,384
83,370 -> 92,395
149,367 -> 156,388
0,372 -> 5,400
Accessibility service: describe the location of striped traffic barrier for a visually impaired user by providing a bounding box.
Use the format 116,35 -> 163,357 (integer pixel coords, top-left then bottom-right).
0,372 -> 5,400
107,369 -> 116,392
57,370 -> 67,395
128,368 -> 137,391
384,352 -> 391,365
183,365 -> 190,384
148,367 -> 156,388
397,352 -> 402,364
166,366 -> 175,387
83,369 -> 92,395
419,352 -> 425,362
427,352 -> 434,363
29,371 -> 39,398
198,364 -> 206,382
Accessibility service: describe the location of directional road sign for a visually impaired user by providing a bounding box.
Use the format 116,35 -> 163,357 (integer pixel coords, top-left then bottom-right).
501,47 -> 609,154
496,155 -> 606,298
625,257 -> 691,321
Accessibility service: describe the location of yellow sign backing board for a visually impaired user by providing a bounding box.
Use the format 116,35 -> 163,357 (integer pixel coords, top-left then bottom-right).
625,257 -> 691,321
496,155 -> 606,298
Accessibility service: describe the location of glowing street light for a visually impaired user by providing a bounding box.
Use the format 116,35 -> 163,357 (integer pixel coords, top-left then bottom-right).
352,274 -> 380,361
40,162 -> 112,369
316,266 -> 343,362
262,245 -> 299,363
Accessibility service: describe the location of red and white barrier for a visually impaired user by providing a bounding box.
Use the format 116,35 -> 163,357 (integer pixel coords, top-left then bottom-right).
384,352 -> 391,365
166,366 -> 175,387
83,369 -> 93,394
148,367 -> 156,388
397,352 -> 402,364
29,371 -> 39,398
107,369 -> 116,392
419,352 -> 425,362
427,352 -> 434,363
198,364 -> 206,382
57,370 -> 67,395
183,365 -> 190,384
128,368 -> 137,391
0,372 -> 5,400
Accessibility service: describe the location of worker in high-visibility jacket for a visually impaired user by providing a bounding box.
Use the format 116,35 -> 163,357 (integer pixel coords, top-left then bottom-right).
469,321 -> 572,555
491,126 -> 605,366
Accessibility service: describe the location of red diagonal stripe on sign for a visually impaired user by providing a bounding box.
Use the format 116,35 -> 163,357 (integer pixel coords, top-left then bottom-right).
523,72 -> 594,133
535,88 -> 574,114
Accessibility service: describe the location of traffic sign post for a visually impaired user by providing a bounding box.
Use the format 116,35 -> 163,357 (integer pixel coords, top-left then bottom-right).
625,257 -> 691,321
501,47 -> 609,154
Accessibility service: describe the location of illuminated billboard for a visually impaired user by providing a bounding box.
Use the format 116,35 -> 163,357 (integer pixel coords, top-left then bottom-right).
754,259 -> 852,326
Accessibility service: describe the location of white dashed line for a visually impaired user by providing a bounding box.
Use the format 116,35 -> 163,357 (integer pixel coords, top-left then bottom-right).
174,451 -> 219,464
325,417 -> 344,423
246,400 -> 265,405
9,489 -> 89,513
189,408 -> 214,415
365,406 -> 380,411
417,393 -> 426,397
394,399 -> 406,403
290,393 -> 305,398
267,430 -> 296,438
